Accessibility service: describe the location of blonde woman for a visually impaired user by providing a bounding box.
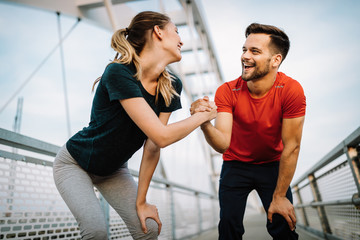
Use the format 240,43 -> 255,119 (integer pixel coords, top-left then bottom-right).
53,11 -> 216,240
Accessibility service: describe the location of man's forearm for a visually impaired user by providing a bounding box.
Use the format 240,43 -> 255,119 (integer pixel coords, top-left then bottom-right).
274,116 -> 305,198
273,145 -> 300,198
201,122 -> 230,153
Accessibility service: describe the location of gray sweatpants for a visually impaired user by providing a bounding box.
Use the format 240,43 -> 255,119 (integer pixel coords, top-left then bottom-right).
53,145 -> 159,239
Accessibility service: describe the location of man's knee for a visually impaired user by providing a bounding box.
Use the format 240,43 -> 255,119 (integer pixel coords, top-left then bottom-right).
267,214 -> 298,240
218,212 -> 245,239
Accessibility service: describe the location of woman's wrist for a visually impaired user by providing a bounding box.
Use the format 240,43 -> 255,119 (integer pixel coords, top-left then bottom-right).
136,198 -> 146,207
199,111 -> 214,123
200,121 -> 212,130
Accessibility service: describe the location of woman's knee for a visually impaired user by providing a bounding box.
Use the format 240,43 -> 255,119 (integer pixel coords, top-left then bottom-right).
145,218 -> 159,239
81,225 -> 108,240
132,218 -> 159,240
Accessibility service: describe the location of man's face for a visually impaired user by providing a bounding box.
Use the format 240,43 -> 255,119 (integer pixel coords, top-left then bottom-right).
241,33 -> 274,81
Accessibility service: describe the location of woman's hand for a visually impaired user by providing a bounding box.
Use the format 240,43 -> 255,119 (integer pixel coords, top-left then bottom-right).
136,202 -> 162,234
205,101 -> 217,121
190,96 -> 217,121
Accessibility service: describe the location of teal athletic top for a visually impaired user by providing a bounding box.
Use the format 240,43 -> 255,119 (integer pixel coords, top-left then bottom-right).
66,62 -> 182,176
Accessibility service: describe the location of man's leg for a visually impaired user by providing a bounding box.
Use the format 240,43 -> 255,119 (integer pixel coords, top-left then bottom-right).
255,162 -> 298,240
218,161 -> 253,240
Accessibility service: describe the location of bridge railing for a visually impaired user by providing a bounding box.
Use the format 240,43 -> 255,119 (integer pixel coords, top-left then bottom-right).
0,128 -> 219,240
291,127 -> 360,240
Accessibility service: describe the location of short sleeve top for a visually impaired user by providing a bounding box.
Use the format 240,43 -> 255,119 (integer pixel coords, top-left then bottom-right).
215,72 -> 306,164
66,62 -> 182,176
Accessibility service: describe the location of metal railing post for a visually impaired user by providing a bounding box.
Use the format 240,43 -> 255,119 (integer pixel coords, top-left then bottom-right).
196,192 -> 202,233
346,146 -> 360,208
308,174 -> 332,234
99,193 -> 110,237
211,197 -> 217,228
293,185 -> 309,226
169,185 -> 176,240
346,146 -> 360,193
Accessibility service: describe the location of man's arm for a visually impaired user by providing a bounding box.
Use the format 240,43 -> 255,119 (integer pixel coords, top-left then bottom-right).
200,113 -> 233,153
267,116 -> 305,231
190,97 -> 233,153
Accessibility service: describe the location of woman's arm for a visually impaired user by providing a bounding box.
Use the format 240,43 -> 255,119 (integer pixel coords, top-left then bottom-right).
136,112 -> 171,234
120,97 -> 216,148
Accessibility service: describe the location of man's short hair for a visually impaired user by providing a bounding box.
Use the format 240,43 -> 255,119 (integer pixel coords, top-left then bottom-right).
245,23 -> 290,63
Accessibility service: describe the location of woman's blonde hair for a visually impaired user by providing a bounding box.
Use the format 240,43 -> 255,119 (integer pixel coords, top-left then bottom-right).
92,11 -> 179,106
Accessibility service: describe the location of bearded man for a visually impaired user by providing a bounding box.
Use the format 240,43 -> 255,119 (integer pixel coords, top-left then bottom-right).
191,23 -> 306,240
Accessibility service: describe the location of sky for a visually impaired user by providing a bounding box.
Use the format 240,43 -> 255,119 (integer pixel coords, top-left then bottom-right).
0,0 -> 360,186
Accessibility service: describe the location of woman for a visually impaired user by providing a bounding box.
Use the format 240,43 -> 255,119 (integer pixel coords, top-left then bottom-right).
53,11 -> 216,240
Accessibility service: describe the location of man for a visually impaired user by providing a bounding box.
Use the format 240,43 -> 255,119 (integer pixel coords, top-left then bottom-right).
190,23 -> 306,239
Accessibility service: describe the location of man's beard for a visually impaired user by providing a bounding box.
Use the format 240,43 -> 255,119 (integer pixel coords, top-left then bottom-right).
242,60 -> 271,82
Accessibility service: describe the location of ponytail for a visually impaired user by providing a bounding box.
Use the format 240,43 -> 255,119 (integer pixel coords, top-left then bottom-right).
92,28 -> 141,92
156,70 -> 179,106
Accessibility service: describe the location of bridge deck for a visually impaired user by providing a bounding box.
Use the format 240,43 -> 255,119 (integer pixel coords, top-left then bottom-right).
188,213 -> 322,240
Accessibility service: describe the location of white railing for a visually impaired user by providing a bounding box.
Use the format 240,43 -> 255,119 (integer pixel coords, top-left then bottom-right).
0,128 -> 219,240
291,127 -> 360,240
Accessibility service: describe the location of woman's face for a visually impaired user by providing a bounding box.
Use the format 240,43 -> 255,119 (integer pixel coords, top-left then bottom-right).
161,21 -> 183,63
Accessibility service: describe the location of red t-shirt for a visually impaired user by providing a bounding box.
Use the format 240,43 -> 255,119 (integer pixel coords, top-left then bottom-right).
215,72 -> 306,164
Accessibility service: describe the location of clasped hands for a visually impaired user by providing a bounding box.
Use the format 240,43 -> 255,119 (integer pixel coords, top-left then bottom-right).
190,96 -> 217,118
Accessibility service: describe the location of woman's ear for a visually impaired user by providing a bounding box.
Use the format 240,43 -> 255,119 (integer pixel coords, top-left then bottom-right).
153,25 -> 162,40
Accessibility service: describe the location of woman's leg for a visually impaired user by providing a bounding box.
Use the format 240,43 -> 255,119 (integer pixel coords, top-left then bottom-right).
53,146 -> 108,240
94,164 -> 159,240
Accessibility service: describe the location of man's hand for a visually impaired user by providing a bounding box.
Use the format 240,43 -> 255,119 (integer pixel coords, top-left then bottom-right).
268,196 -> 296,231
190,96 -> 215,115
136,202 -> 162,234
